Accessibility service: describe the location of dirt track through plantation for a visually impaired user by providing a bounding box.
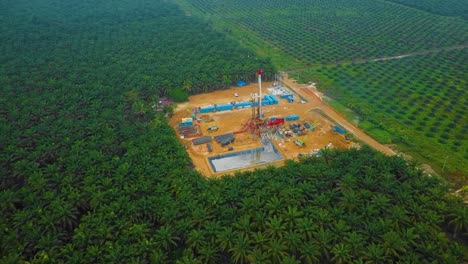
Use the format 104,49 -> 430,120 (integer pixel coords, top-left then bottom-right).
282,74 -> 397,156
287,43 -> 468,72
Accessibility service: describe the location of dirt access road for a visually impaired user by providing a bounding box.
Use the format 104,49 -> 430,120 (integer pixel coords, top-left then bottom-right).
282,74 -> 396,156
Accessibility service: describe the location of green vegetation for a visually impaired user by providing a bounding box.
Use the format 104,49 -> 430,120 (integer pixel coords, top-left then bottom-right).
294,49 -> 468,184
178,0 -> 468,66
174,0 -> 307,70
1,0 -> 467,262
176,0 -> 468,183
382,0 -> 468,20
0,0 -> 274,101
2,135 -> 467,262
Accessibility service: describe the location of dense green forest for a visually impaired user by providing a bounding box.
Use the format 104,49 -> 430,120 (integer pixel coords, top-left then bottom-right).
382,0 -> 468,20
0,0 -> 274,98
177,0 -> 468,66
1,0 -> 467,262
293,49 -> 468,186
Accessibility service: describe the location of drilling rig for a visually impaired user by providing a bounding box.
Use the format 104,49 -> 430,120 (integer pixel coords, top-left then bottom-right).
234,69 -> 265,136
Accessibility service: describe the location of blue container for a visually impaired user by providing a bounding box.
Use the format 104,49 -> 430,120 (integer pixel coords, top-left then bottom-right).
199,105 -> 215,113
286,114 -> 300,121
236,101 -> 252,108
215,104 -> 233,111
281,94 -> 293,99
333,125 -> 346,135
179,123 -> 192,127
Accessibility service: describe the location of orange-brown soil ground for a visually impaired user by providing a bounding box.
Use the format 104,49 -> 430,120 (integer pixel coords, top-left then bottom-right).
170,80 -> 365,177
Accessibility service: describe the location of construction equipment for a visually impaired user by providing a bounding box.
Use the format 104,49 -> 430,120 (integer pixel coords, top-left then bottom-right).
265,117 -> 285,127
295,139 -> 305,147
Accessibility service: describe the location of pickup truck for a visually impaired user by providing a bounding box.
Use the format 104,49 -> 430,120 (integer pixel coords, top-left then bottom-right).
207,126 -> 219,132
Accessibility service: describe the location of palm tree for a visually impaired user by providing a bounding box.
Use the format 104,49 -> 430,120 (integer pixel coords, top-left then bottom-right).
297,218 -> 315,240
150,249 -> 168,263
241,195 -> 262,214
283,206 -> 303,229
154,226 -> 179,251
313,228 -> 333,261
216,227 -> 235,252
447,205 -> 467,239
233,215 -> 253,238
175,253 -> 202,264
344,232 -> 365,256
252,231 -> 269,249
264,216 -> 287,239
198,242 -> 218,264
265,197 -> 283,216
186,229 -> 206,252
281,255 -> 301,264
363,243 -> 388,263
267,238 -> 288,263
299,241 -> 321,264
247,248 -> 270,263
229,234 -> 251,264
331,243 -> 352,264
382,231 -> 407,257
312,208 -> 332,229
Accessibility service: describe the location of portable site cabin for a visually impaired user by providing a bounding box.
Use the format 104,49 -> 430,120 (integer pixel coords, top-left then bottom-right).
199,105 -> 215,113
215,104 -> 233,111
333,125 -> 346,135
181,118 -> 193,125
236,101 -> 252,109
214,133 -> 235,146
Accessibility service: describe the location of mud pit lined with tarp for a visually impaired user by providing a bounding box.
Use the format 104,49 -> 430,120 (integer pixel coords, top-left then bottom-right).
209,145 -> 283,172
169,81 -> 355,177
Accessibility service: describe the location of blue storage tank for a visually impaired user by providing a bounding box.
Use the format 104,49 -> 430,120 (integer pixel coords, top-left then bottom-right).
280,94 -> 293,99
271,95 -> 279,104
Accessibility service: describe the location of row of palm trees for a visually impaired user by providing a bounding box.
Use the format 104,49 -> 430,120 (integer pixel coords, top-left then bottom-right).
1,0 -> 466,262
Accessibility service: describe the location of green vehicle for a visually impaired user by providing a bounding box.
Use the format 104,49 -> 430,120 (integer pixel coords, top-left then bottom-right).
295,139 -> 305,147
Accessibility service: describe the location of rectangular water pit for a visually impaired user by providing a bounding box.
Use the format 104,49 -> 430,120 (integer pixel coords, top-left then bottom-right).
208,145 -> 283,173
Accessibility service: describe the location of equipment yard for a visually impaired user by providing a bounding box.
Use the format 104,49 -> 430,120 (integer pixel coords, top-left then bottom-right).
169,74 -> 372,177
